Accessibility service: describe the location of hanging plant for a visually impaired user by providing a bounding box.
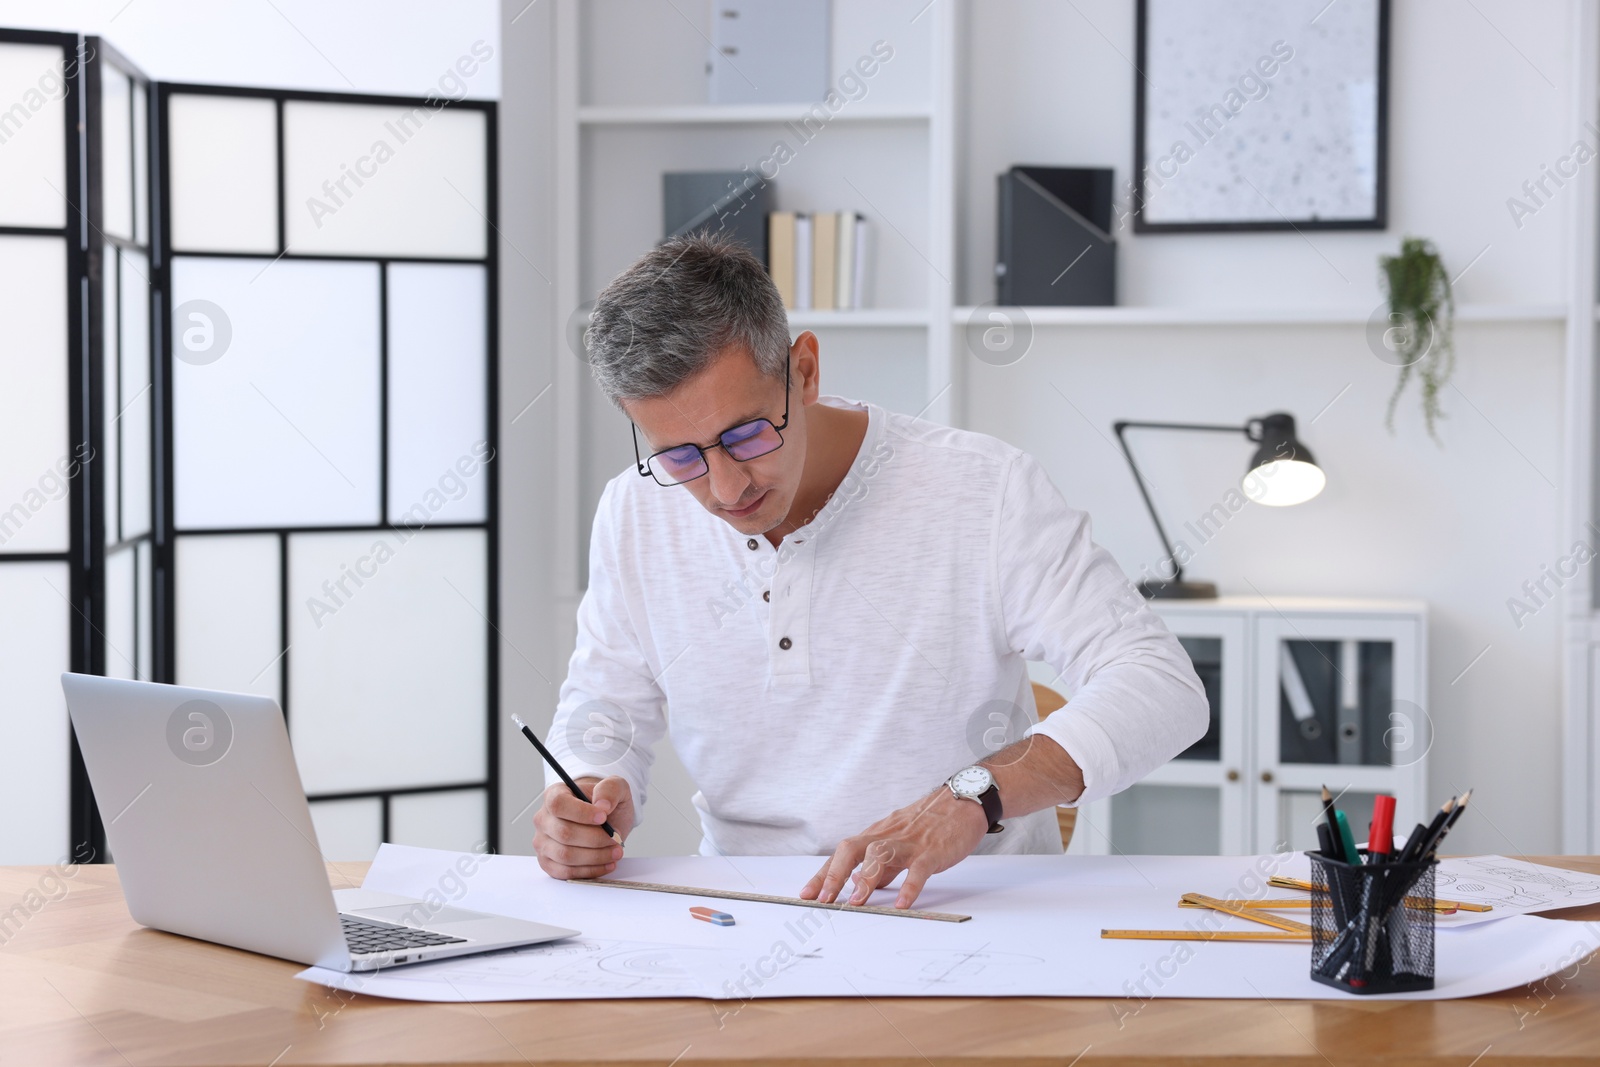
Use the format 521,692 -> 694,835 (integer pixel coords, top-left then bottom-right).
1380,237 -> 1455,441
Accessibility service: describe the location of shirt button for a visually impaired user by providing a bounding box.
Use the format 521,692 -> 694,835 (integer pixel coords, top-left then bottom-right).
762,590 -> 771,602
779,637 -> 792,650
747,538 -> 759,551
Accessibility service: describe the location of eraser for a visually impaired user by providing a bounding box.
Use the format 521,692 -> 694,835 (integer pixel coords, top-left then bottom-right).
690,906 -> 735,926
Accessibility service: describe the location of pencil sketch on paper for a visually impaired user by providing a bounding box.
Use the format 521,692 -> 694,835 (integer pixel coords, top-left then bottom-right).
863,948 -> 1047,989
1436,856 -> 1600,911
412,938 -> 717,997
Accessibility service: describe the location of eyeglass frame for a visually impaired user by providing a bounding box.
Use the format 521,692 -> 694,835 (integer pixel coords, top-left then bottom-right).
631,359 -> 792,487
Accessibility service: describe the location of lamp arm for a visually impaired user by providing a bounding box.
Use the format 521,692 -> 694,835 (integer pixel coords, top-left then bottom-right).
1111,420 -> 1252,585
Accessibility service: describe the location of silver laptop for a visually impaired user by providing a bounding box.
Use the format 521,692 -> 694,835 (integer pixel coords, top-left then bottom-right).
62,674 -> 578,971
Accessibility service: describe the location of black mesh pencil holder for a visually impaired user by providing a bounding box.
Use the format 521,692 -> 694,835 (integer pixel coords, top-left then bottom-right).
1308,851 -> 1436,995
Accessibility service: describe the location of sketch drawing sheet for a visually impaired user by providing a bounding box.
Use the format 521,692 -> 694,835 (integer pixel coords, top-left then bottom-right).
302,938 -> 726,1001
1434,856 -> 1600,922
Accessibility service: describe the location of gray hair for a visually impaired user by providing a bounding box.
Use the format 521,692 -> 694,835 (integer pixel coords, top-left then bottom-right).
585,232 -> 791,403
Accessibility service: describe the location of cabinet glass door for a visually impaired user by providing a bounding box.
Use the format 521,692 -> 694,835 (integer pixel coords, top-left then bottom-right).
1252,615 -> 1425,854
1089,614 -> 1248,855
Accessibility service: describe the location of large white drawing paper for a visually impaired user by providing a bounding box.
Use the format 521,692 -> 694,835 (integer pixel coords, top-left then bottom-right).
295,845 -> 1600,1002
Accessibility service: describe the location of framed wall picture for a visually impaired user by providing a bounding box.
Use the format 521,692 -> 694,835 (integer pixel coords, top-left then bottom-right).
1133,0 -> 1390,233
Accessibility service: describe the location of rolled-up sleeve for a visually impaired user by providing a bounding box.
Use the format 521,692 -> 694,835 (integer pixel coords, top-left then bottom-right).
996,452 -> 1208,806
547,480 -> 669,817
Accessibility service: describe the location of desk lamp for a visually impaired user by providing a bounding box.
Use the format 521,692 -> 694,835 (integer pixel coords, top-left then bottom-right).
1112,413 -> 1325,599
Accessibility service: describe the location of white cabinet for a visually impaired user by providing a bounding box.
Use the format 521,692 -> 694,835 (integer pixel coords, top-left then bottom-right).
1065,597 -> 1428,857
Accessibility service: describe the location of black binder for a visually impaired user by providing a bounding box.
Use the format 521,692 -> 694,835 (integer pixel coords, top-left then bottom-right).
996,166 -> 1116,306
663,171 -> 773,263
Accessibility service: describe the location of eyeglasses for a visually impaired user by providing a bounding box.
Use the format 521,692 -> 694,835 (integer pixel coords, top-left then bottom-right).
632,361 -> 791,487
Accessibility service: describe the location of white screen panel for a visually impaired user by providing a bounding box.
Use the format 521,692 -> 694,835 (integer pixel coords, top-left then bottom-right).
119,249 -> 151,539
390,789 -> 486,853
283,102 -> 486,258
0,43 -> 67,229
0,236 -> 69,554
386,263 -> 488,525
136,539 -> 152,681
100,65 -> 133,240
104,545 -> 136,679
0,562 -> 71,864
101,247 -> 119,545
176,533 -> 282,703
309,797 -> 382,862
132,80 -> 148,244
167,93 -> 278,253
172,256 -> 381,529
288,528 -> 486,794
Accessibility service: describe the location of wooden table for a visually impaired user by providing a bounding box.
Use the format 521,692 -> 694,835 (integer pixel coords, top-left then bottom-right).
3,858 -> 1600,1066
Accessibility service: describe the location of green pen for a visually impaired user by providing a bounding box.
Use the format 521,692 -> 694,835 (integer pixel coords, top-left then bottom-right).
1334,809 -> 1361,865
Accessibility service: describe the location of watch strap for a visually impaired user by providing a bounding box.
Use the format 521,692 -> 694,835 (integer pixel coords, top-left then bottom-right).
979,784 -> 1004,834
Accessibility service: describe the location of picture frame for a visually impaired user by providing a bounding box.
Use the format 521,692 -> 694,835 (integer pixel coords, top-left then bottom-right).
1133,0 -> 1390,233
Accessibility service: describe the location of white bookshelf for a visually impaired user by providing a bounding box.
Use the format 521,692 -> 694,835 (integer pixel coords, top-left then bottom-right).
953,304 -> 1568,328
788,308 -> 931,328
553,0 -> 957,611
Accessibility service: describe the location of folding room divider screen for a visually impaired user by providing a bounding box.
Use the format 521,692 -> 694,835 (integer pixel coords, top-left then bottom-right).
0,29 -> 91,865
0,26 -> 500,864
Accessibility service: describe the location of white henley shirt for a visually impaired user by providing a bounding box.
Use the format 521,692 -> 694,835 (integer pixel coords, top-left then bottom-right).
547,396 -> 1209,856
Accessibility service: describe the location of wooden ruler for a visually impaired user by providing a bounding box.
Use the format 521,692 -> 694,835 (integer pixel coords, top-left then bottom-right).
1102,929 -> 1309,942
1180,893 -> 1315,935
579,878 -> 972,922
1267,875 -> 1488,912
1180,897 -> 1314,909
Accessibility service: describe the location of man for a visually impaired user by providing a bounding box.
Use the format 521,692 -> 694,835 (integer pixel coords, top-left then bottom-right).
534,234 -> 1207,910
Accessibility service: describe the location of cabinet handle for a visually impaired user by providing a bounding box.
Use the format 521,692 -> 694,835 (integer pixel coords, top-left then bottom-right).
1260,770 -> 1275,784
1226,769 -> 1240,782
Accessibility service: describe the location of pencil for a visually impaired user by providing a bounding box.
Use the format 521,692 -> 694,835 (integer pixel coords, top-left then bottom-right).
511,713 -> 620,841
1424,789 -> 1472,858
1399,795 -> 1455,864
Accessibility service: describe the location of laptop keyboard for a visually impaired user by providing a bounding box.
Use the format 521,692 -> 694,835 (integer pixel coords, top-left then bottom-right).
340,914 -> 468,955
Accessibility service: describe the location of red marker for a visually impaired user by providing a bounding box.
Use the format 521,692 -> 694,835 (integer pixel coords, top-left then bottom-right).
1368,794 -> 1396,863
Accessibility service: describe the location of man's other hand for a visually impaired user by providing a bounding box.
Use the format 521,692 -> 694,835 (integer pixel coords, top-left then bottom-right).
798,786 -> 989,910
532,776 -> 635,880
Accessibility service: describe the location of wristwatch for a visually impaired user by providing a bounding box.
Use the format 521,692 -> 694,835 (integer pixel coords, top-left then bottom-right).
947,765 -> 1004,834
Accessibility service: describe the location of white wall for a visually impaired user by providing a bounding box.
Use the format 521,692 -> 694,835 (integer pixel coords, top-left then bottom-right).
0,1 -> 499,97
959,0 -> 1573,309
960,0 -> 1577,854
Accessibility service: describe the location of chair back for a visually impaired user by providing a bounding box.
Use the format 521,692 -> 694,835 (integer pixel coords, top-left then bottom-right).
1029,682 -> 1076,852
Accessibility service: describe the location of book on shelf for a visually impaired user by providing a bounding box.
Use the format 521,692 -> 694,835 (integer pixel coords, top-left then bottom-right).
794,214 -> 813,310
765,209 -> 869,312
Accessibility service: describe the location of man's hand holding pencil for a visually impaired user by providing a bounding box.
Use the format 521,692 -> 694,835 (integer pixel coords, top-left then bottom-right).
532,775 -> 635,881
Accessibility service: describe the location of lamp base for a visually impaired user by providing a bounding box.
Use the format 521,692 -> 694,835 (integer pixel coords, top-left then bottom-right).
1138,579 -> 1219,600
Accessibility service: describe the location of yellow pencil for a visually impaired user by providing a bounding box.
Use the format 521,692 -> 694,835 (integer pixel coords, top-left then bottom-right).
1102,929 -> 1309,942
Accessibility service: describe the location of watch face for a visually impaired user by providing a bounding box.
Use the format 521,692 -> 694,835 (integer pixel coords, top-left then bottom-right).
950,766 -> 994,798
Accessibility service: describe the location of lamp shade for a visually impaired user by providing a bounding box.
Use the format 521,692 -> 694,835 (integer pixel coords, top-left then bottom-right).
1242,413 -> 1325,507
